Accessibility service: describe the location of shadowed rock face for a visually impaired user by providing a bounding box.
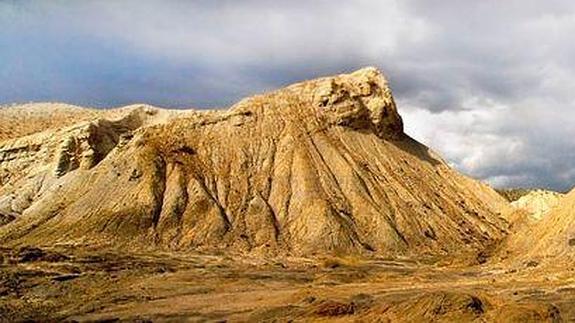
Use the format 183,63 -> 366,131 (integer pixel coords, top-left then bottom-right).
0,67 -> 510,258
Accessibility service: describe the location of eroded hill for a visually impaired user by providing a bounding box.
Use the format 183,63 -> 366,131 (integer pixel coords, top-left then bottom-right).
0,68 -> 510,259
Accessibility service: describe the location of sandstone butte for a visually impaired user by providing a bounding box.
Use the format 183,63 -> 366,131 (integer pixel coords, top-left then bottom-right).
0,67 -> 516,260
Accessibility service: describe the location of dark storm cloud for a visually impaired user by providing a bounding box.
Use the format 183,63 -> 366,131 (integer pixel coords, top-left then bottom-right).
0,0 -> 574,190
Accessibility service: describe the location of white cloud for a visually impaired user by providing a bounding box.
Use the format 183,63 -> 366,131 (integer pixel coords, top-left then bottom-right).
402,96 -> 575,190
83,1 -> 432,66
1,0 -> 575,190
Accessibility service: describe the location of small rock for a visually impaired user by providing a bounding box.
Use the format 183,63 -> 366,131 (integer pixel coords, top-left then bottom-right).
17,246 -> 44,262
52,273 -> 81,282
525,260 -> 539,268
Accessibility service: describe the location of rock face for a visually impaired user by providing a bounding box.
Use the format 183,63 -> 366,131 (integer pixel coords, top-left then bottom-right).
0,67 -> 510,258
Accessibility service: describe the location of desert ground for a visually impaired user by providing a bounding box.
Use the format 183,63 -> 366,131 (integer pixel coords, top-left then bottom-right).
0,246 -> 571,322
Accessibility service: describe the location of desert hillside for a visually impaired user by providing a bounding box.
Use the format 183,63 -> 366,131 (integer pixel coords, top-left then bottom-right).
510,190 -> 564,220
501,187 -> 575,265
0,67 -> 510,259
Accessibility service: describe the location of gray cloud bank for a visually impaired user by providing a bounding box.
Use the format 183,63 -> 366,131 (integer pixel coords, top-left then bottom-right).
1,0 -> 574,191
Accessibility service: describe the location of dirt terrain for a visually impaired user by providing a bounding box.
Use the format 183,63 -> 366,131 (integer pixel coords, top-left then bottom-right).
0,246 -> 570,322
0,68 -> 574,321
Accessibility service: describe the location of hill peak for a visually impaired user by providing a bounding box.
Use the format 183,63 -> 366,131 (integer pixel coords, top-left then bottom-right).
231,67 -> 404,140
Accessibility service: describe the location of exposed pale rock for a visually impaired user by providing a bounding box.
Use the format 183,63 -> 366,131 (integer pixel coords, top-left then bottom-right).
510,189 -> 564,220
501,187 -> 575,264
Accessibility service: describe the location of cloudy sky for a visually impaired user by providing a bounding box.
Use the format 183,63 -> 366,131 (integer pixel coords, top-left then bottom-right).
1,0 -> 574,191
